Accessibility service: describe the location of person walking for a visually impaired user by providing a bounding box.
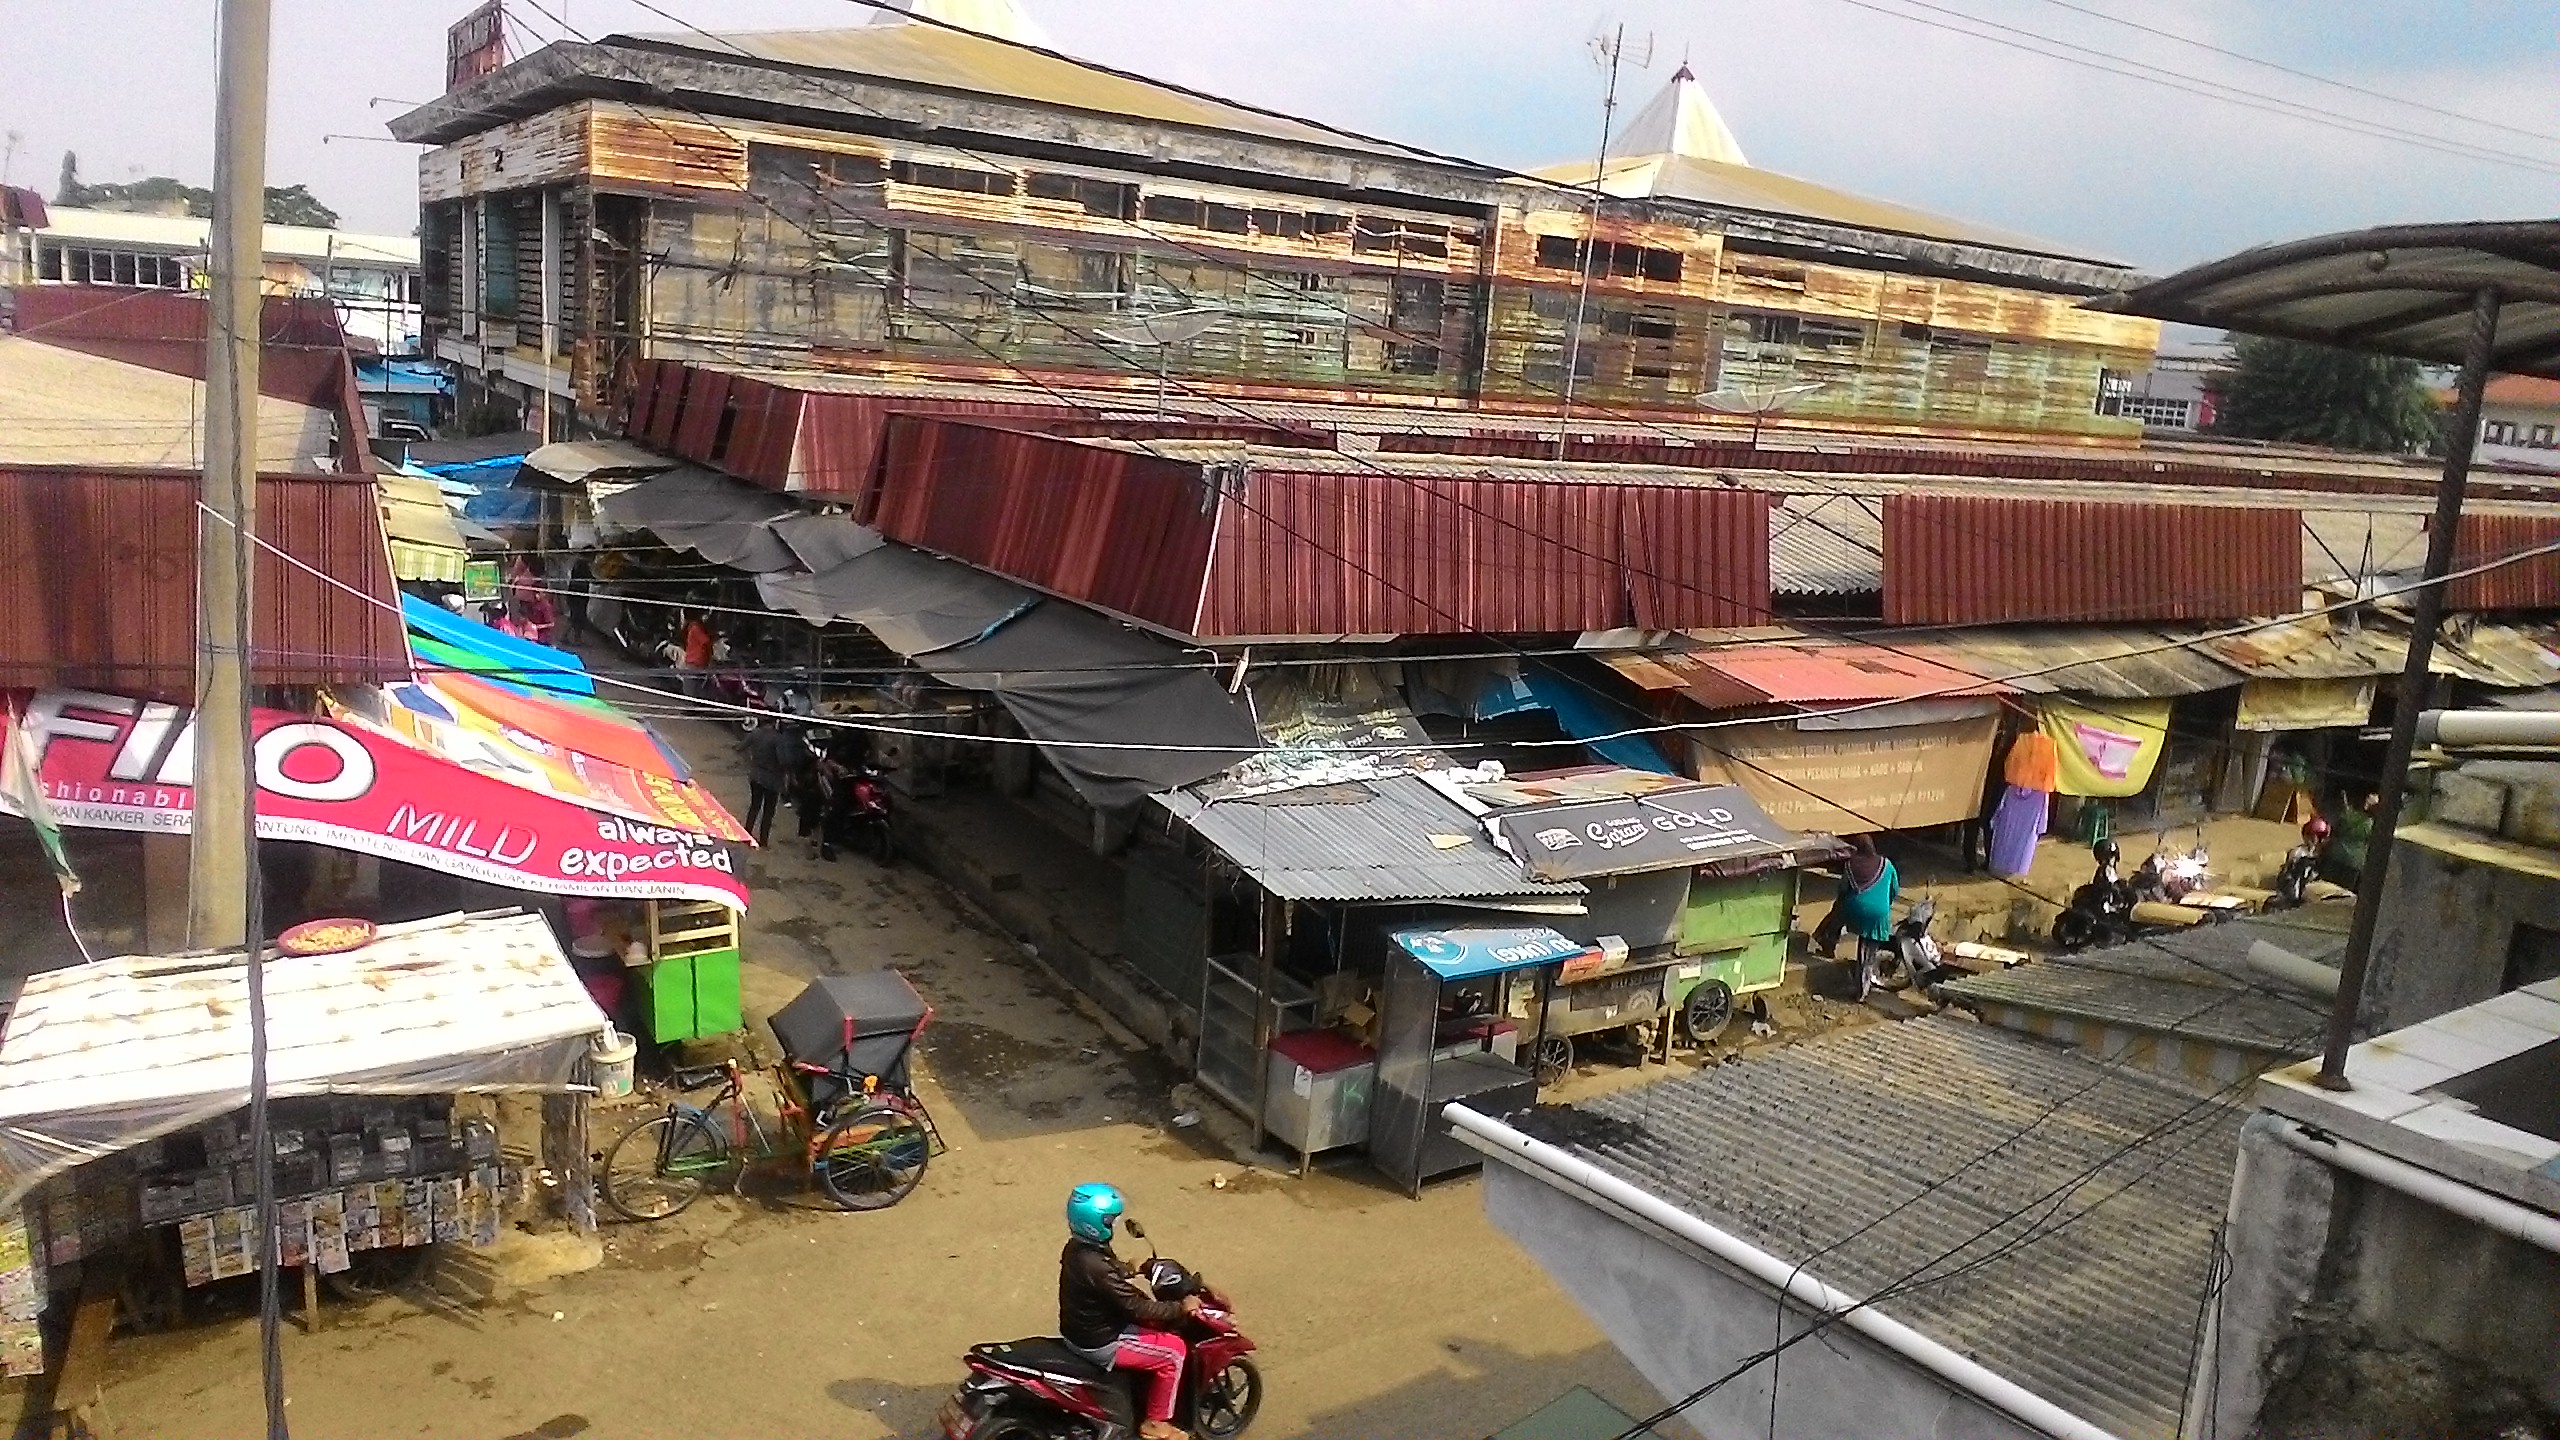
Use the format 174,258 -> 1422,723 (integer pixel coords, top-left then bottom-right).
743,723 -> 796,848
676,613 -> 716,699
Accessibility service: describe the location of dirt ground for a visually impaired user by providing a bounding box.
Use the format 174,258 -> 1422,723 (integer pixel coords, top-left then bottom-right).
81,721 -> 1659,1440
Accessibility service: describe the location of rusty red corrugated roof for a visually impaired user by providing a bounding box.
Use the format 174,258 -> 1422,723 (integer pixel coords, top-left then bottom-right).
1882,494 -> 2301,626
0,466 -> 407,695
1628,641 -> 2007,710
2446,513 -> 2560,611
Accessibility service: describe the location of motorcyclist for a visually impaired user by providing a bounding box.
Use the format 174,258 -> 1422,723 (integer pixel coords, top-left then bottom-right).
1059,1183 -> 1199,1440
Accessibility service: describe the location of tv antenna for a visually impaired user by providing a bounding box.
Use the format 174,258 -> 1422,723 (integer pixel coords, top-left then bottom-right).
1555,25 -> 1652,459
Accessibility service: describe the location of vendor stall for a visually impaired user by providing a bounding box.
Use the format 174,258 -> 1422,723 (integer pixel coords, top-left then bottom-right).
0,910 -> 608,1377
1468,771 -> 1842,1078
1372,924 -> 1573,1196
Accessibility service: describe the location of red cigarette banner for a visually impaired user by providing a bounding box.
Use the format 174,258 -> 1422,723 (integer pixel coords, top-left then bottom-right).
2,690 -> 746,910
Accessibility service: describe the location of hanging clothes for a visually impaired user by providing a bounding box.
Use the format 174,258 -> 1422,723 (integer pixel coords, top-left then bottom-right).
2004,730 -> 2062,793
1987,783 -> 2050,878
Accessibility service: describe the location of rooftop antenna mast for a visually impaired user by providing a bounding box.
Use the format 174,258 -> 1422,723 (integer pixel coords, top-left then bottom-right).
1554,25 -> 1650,461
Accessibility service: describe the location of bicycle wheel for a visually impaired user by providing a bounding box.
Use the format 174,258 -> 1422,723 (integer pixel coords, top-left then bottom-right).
816,1104 -> 931,1211
602,1112 -> 726,1221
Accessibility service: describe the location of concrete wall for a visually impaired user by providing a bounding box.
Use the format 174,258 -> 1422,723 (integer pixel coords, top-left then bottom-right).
2193,1115 -> 2560,1440
2365,838 -> 2560,1033
1481,1165 -> 2049,1440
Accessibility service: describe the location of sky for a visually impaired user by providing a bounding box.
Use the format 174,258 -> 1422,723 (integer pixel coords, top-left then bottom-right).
1,0 -> 2554,274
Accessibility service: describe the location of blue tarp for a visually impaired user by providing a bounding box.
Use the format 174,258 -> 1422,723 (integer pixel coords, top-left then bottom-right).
1515,666 -> 1679,773
1393,926 -> 1590,981
400,593 -> 593,696
355,358 -> 454,396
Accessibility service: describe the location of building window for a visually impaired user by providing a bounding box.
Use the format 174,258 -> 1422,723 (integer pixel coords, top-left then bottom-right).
890,160 -> 1014,197
2536,424 -> 2556,447
1025,172 -> 1132,220
2117,396 -> 2196,428
31,243 -> 189,288
2486,421 -> 2516,444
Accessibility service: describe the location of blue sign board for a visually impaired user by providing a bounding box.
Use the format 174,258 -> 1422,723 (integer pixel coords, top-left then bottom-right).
1393,925 -> 1590,981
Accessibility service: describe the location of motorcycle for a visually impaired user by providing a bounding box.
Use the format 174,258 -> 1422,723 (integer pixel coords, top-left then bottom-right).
2266,819 -> 2333,911
938,1219 -> 1263,1440
2052,840 -> 2137,953
1853,898 -> 1943,1000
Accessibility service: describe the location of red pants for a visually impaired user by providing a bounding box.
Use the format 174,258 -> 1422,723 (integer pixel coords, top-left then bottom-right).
1111,1329 -> 1186,1423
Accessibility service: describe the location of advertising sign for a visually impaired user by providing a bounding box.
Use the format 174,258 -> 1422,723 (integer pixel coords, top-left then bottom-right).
1,690 -> 745,909
1393,926 -> 1589,981
1490,783 -> 1809,882
446,0 -> 507,90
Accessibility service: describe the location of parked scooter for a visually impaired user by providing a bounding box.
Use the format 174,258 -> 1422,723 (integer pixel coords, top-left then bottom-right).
1854,898 -> 1945,1000
2265,816 -> 2331,910
938,1219 -> 1262,1440
2051,838 -> 2138,952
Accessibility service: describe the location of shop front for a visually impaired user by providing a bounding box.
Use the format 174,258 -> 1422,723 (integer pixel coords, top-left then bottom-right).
0,910 -> 607,1381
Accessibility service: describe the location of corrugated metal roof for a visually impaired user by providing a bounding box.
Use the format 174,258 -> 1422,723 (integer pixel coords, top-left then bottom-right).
0,337 -> 334,469
1154,774 -> 1580,903
2442,619 -> 2560,690
2448,513 -> 2560,611
1884,494 -> 2303,626
1891,627 -> 2242,698
1520,1016 -> 2243,1440
0,466 -> 407,695
1624,641 -> 2006,709
1942,917 -> 2335,1055
1770,493 -> 1883,595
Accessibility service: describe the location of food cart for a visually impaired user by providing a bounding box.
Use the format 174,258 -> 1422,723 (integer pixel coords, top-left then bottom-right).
1470,772 -> 1842,1082
0,911 -> 609,1382
1369,923 -> 1574,1196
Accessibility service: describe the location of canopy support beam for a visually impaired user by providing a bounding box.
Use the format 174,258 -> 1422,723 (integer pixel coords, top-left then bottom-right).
2318,286 -> 2502,1089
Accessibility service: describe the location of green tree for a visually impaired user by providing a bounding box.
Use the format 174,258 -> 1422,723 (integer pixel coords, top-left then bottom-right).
2210,334 -> 2439,454
53,150 -> 340,227
261,184 -> 339,228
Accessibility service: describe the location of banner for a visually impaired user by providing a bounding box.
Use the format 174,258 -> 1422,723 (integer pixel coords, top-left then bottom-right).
2,691 -> 745,910
2037,697 -> 2171,798
2235,677 -> 2375,733
1690,714 -> 1999,834
326,683 -> 748,845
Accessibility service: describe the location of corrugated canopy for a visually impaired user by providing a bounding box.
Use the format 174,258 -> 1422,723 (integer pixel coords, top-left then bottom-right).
0,911 -> 606,1208
1605,641 -> 2005,711
1155,775 -> 1582,904
2092,221 -> 2560,378
1890,627 -> 2243,699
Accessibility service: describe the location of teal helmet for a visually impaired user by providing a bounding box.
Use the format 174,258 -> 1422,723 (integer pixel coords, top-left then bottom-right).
1066,1183 -> 1125,1245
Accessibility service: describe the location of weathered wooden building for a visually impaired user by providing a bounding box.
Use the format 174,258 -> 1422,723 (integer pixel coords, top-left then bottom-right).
387,16 -> 2158,442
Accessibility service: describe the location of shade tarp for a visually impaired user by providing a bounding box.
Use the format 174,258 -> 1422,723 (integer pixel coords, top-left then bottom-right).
401,592 -> 593,696
772,513 -> 887,573
1690,714 -> 2001,834
521,438 -> 676,486
0,911 -> 606,1208
598,466 -> 798,572
918,602 -> 1259,809
2037,696 -> 2171,798
755,544 -> 1035,654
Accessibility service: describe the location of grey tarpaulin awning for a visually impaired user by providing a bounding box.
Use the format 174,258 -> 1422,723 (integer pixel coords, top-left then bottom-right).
520,438 -> 677,487
921,600 -> 1258,809
749,529 -> 1254,808
757,544 -> 1036,654
598,466 -> 799,572
1156,774 -> 1584,904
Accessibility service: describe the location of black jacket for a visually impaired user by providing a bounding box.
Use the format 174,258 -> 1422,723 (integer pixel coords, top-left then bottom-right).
1059,1238 -> 1183,1349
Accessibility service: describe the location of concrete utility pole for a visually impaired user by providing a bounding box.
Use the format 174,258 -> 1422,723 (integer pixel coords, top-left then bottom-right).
196,3 -> 290,1438
190,0 -> 272,951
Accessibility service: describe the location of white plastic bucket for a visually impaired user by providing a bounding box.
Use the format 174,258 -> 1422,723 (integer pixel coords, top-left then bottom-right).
590,1027 -> 637,1100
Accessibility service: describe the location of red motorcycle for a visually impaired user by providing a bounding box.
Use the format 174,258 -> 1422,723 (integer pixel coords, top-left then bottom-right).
937,1221 -> 1262,1440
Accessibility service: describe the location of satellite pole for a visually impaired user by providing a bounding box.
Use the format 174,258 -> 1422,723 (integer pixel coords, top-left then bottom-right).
1554,25 -> 1649,461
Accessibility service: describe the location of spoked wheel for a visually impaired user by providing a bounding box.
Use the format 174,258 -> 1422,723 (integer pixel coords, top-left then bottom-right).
601,1112 -> 725,1222
1679,980 -> 1735,1046
1531,1034 -> 1574,1088
817,1104 -> 931,1210
1196,1356 -> 1264,1439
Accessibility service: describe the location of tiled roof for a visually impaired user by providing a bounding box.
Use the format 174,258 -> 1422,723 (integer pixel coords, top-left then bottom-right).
1519,1016 -> 2243,1439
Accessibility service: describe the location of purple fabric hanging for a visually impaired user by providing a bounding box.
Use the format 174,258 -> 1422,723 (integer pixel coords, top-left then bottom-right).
1988,783 -> 2049,878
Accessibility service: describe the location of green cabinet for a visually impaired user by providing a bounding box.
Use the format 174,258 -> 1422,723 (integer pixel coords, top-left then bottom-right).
638,950 -> 742,1043
1679,870 -> 1796,960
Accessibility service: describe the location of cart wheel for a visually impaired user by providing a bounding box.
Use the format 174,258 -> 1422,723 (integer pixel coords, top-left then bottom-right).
601,1112 -> 725,1222
1531,1034 -> 1574,1088
1680,981 -> 1736,1046
817,1104 -> 931,1210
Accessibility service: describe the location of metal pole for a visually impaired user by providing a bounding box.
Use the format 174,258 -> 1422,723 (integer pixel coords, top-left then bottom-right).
1554,24 -> 1628,461
198,1 -> 288,1434
2316,286 -> 2501,1089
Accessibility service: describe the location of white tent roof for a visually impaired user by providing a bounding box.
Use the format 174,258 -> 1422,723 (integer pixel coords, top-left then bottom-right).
1614,63 -> 1747,167
0,910 -> 605,1205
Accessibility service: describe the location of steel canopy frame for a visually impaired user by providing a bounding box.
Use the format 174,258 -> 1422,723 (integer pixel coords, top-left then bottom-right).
2093,220 -> 2560,1090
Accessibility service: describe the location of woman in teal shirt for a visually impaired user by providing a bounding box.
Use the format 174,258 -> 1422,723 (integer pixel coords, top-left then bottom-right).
1833,835 -> 1898,984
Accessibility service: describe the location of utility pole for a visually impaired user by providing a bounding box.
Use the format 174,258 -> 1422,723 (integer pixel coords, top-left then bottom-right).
196,1 -> 289,1436
1555,24 -> 1647,461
